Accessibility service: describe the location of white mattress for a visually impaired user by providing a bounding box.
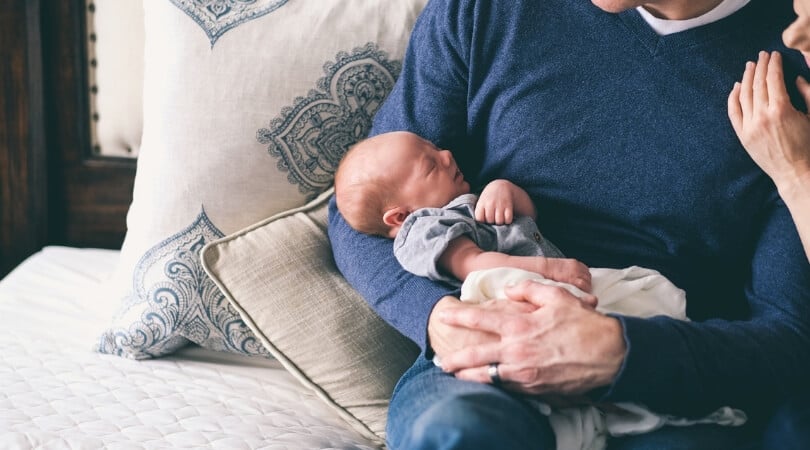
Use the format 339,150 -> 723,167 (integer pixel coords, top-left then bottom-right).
0,246 -> 378,449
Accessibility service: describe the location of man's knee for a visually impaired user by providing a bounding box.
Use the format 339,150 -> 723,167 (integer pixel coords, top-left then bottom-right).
397,392 -> 555,450
763,396 -> 810,450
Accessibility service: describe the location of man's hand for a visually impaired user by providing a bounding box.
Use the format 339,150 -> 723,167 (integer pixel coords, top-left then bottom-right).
428,295 -> 537,357
435,281 -> 626,395
475,179 -> 536,224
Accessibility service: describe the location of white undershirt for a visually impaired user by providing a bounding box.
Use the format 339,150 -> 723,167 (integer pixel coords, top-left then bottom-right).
637,0 -> 751,35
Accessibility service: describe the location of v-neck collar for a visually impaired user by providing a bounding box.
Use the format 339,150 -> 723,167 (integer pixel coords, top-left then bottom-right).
616,0 -> 761,56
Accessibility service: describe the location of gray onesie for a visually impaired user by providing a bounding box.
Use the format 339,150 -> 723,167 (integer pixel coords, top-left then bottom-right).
393,193 -> 563,287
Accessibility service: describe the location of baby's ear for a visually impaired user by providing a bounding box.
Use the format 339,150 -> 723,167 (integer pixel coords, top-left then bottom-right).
382,206 -> 409,234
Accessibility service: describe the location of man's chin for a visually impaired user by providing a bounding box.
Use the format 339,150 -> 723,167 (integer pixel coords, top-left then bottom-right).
590,0 -> 640,13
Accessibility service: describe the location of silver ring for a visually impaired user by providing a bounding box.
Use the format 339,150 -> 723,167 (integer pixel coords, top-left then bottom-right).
488,362 -> 501,386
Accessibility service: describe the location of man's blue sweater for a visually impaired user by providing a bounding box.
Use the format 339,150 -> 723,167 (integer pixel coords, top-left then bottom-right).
328,0 -> 810,417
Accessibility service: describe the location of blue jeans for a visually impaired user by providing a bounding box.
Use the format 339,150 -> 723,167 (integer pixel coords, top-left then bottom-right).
762,388 -> 810,450
386,356 -> 773,450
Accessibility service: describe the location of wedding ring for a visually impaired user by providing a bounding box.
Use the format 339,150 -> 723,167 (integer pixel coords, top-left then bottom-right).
488,362 -> 502,386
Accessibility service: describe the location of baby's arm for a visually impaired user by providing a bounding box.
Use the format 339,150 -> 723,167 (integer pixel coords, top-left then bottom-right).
475,179 -> 536,224
438,236 -> 592,293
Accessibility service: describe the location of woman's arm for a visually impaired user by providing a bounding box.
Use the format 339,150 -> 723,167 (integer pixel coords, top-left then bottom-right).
778,174 -> 810,261
728,50 -> 810,261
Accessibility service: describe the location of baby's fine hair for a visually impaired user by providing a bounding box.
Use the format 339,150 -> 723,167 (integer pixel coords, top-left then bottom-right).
334,141 -> 398,237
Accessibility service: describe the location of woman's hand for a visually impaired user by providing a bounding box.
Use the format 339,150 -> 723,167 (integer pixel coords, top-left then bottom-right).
728,51 -> 810,192
434,281 -> 626,395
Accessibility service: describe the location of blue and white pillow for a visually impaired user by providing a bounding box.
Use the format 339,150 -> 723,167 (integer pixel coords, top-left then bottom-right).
98,0 -> 427,359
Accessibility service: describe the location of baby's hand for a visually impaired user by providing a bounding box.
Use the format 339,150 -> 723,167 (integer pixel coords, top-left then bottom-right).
475,179 -> 521,225
536,257 -> 592,294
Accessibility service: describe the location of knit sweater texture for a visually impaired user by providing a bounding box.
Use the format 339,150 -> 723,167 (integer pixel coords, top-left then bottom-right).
328,0 -> 809,417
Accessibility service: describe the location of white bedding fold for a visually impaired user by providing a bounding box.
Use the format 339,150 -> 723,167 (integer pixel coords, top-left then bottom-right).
0,247 -> 375,449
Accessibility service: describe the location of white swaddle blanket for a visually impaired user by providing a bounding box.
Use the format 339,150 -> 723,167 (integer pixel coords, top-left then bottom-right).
460,266 -> 746,450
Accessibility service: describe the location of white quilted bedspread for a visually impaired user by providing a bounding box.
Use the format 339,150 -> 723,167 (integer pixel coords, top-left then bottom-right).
0,247 -> 378,450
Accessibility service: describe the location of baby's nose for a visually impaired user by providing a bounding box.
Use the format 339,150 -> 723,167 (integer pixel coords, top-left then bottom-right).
439,149 -> 453,166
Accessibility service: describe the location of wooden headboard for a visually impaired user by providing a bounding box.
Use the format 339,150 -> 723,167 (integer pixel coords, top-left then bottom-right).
0,1 -> 135,277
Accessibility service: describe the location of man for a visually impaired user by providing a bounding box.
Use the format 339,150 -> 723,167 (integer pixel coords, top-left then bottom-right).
328,0 -> 810,448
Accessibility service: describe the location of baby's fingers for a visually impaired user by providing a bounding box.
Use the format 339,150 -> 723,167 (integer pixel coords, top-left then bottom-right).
474,201 -> 488,222
491,204 -> 512,225
503,207 -> 513,225
570,266 -> 592,293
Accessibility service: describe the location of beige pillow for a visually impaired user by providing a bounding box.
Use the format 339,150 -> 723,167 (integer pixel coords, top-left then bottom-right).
97,0 -> 427,360
201,189 -> 419,444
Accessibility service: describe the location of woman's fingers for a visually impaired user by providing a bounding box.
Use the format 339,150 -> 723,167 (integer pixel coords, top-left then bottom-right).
739,59 -> 755,117
728,82 -> 743,133
729,51 -> 792,136
753,51 -> 770,109
766,51 -> 790,108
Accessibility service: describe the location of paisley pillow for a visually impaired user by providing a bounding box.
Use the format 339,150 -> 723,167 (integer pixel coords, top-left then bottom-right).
97,0 -> 427,359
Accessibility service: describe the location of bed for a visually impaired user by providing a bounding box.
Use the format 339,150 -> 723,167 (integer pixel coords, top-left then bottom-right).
0,247 -> 378,449
0,0 -> 425,447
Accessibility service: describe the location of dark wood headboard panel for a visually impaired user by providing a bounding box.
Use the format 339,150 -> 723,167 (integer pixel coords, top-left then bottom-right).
0,0 -> 135,278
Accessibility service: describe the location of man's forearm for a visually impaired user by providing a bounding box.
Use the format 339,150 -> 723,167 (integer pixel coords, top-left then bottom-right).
602,205 -> 810,416
328,198 -> 454,350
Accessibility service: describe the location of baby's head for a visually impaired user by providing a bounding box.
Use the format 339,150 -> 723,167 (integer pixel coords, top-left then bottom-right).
335,131 -> 470,238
